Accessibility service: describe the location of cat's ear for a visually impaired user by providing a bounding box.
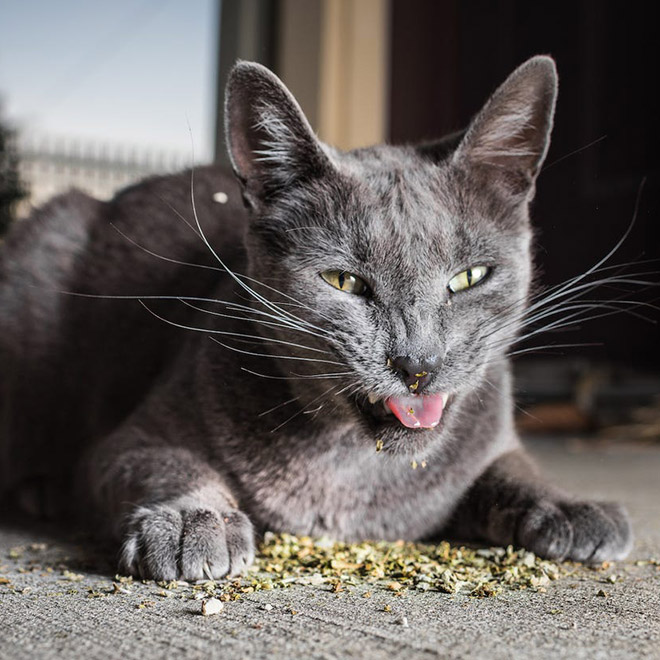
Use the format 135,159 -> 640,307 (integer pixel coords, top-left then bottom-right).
224,61 -> 333,207
453,55 -> 558,195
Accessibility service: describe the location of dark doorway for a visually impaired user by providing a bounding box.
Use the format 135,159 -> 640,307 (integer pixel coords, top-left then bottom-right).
389,0 -> 660,371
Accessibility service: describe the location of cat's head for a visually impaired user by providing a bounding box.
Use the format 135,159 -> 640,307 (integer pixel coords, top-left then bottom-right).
224,56 -> 557,454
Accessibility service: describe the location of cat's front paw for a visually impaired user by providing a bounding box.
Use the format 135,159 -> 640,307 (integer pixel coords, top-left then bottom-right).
119,500 -> 255,580
517,499 -> 633,562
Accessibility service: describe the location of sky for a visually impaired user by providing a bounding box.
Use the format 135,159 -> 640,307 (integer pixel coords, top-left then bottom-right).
0,0 -> 217,161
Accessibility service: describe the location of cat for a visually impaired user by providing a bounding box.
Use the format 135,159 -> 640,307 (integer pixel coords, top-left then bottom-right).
0,55 -> 632,580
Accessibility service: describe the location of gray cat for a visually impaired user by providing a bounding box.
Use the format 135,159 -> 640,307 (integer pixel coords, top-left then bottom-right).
0,56 -> 632,580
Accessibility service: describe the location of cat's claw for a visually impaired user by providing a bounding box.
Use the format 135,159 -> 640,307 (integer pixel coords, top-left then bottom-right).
119,500 -> 255,580
516,499 -> 633,562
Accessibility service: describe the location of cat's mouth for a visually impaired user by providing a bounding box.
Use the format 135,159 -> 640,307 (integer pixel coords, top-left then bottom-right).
360,392 -> 449,430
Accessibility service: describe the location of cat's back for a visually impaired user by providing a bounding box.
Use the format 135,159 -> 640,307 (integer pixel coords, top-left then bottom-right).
0,165 -> 247,503
0,164 -> 246,319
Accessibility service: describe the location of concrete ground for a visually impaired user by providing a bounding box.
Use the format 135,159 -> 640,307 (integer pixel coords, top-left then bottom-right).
1,436 -> 659,660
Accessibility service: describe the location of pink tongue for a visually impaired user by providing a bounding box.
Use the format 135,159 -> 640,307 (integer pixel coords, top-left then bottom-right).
386,393 -> 446,429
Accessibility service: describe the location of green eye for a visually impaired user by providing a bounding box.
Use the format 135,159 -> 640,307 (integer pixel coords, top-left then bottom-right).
448,265 -> 490,293
321,270 -> 369,295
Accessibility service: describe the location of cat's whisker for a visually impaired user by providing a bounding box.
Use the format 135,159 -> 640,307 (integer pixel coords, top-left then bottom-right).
484,295 -> 660,354
177,299 -> 334,353
506,341 -> 602,358
207,337 -> 346,366
482,376 -> 542,423
289,371 -> 353,378
30,286 -> 293,317
517,300 -> 660,338
269,383 -> 343,433
217,288 -> 330,340
241,367 -> 352,381
522,274 -> 660,324
233,273 -> 338,326
476,224 -> 659,340
535,177 -> 646,302
218,296 -> 334,337
485,260 -> 647,333
523,295 -> 660,326
308,380 -> 361,422
258,396 -> 300,417
519,266 -> 658,322
155,192 -> 203,238
333,380 -> 362,398
479,271 -> 655,340
321,380 -> 361,415
109,222 -> 221,275
485,302 -> 642,350
136,300 -> 339,361
477,270 -> 660,351
222,305 -> 338,345
541,134 -> 608,172
302,405 -> 324,415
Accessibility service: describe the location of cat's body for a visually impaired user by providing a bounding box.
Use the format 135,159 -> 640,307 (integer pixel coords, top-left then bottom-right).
0,57 -> 632,579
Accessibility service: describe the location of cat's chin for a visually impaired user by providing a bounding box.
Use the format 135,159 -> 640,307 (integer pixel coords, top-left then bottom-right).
353,392 -> 454,454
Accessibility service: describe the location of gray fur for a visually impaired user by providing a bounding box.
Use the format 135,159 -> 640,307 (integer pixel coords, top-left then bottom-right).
0,56 -> 632,579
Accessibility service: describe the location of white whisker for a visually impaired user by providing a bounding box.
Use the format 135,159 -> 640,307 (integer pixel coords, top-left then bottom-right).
240,368 -> 351,381
269,384 -> 342,433
258,396 -> 300,417
137,301 -> 340,363
207,337 -> 345,366
177,299 -> 334,353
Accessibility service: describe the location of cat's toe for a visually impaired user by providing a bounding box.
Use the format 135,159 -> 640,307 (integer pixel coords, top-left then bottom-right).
560,500 -> 633,562
119,504 -> 182,580
515,500 -> 573,560
223,510 -> 256,576
179,508 -> 229,580
179,508 -> 255,580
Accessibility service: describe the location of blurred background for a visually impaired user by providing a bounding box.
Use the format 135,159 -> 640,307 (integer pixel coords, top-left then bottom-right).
1,0 -> 658,438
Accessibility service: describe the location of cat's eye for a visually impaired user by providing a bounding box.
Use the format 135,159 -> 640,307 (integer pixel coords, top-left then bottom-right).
320,270 -> 369,296
447,265 -> 490,293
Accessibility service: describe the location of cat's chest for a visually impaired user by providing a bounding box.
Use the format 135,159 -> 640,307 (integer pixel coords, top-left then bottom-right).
239,443 -> 465,541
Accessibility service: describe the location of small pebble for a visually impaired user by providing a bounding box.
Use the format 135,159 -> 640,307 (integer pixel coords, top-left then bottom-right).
213,191 -> 229,204
264,603 -> 273,611
201,598 -> 224,616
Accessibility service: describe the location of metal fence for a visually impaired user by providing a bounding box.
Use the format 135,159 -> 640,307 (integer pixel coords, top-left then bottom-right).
16,134 -> 195,217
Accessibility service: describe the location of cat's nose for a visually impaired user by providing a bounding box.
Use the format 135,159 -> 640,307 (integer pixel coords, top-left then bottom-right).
388,354 -> 442,392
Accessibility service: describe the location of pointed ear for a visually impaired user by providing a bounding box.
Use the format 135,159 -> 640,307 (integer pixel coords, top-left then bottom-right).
224,61 -> 333,206
453,55 -> 558,195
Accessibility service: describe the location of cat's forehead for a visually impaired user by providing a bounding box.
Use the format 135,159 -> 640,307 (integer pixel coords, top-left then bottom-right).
339,144 -> 445,197
331,146 -> 499,257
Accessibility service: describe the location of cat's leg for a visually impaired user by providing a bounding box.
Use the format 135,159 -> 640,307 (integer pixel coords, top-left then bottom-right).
80,433 -> 255,581
448,449 -> 633,562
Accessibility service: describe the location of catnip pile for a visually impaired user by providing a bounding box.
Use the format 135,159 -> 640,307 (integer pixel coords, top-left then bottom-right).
248,533 -> 562,598
2,533 -> 646,616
